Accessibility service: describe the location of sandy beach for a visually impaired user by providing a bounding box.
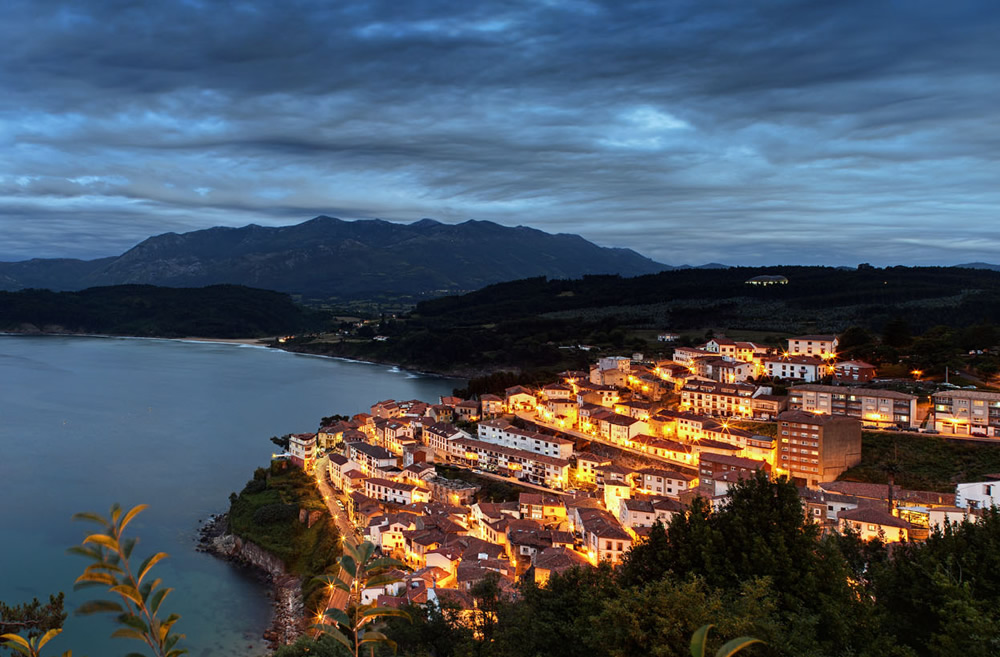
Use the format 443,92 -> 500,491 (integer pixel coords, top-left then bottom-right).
179,337 -> 274,346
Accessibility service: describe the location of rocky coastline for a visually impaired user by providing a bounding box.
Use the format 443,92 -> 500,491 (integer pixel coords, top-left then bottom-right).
197,513 -> 306,651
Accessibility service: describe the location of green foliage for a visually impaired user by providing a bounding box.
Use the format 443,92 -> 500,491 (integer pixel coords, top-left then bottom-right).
0,595 -> 65,640
0,285 -> 328,338
871,510 -> 1000,656
227,466 -> 341,612
842,432 -> 1000,492
67,504 -> 186,657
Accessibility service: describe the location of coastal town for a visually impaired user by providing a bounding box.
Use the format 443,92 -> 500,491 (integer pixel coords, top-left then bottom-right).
276,333 -> 1000,618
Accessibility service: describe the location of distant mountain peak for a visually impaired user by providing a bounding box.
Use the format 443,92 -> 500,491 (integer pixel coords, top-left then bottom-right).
0,217 -> 672,299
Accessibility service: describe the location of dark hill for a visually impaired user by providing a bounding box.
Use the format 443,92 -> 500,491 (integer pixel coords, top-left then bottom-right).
0,217 -> 670,299
0,285 -> 325,338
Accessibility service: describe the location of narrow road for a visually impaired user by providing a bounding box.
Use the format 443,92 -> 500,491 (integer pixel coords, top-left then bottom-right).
311,455 -> 358,632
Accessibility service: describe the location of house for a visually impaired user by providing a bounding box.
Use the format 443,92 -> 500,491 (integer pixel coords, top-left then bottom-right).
955,475 -> 1000,509
575,507 -> 632,565
518,493 -> 567,525
657,333 -> 680,342
365,478 -> 431,506
838,507 -> 912,542
505,385 -> 537,411
777,411 -> 862,487
636,467 -> 696,497
698,453 -> 769,492
427,476 -> 480,506
326,453 -> 351,489
453,438 -> 571,489
833,360 -> 877,383
762,355 -> 828,382
289,433 -> 317,472
574,452 -> 611,484
541,383 -> 574,400
746,274 -> 788,286
533,547 -> 591,585
371,400 -> 402,419
787,335 -> 838,359
545,398 -> 580,427
348,441 -> 398,477
789,384 -> 918,430
480,394 -> 505,418
932,390 -> 1000,437
679,380 -> 758,418
454,400 -> 480,422
424,422 -> 472,461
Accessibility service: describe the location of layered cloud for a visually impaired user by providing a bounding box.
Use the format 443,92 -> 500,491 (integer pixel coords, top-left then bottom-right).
1,0 -> 998,265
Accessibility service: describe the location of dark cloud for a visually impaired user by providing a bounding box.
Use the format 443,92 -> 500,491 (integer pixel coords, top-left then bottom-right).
1,0 -> 999,265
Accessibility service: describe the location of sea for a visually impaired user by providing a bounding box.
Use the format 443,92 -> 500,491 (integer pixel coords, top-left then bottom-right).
0,335 -> 458,657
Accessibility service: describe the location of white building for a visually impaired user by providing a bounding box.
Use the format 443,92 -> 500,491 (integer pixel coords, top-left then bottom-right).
955,476 -> 1000,509
477,419 -> 574,459
787,335 -> 839,358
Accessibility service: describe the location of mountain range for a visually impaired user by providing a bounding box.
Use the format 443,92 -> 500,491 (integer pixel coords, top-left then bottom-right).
0,217 -> 671,300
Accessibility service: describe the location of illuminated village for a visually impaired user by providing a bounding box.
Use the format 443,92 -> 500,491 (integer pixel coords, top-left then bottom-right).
285,333 -> 1000,612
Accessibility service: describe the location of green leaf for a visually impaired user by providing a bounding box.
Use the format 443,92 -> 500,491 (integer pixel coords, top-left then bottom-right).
66,545 -> 104,560
358,542 -> 376,565
117,613 -> 150,633
121,537 -> 138,560
366,557 -> 409,572
110,628 -> 148,642
339,555 -> 358,579
2,640 -> 31,657
137,552 -> 168,585
72,511 -> 111,527
690,624 -> 714,657
364,572 -> 405,589
715,637 -> 764,657
315,626 -> 352,652
149,587 -> 173,615
75,600 -> 125,615
359,606 -> 412,622
321,608 -> 351,628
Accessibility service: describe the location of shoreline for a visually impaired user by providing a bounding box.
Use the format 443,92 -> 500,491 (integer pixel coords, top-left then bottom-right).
197,513 -> 305,651
1,330 -> 472,380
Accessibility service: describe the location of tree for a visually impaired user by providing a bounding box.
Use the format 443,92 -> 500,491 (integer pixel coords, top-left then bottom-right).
882,317 -> 912,349
67,504 -> 187,657
314,540 -> 411,657
3,504 -> 186,657
0,596 -> 65,640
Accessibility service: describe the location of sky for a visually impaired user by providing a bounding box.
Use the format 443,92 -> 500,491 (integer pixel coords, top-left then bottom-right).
2,0 -> 998,267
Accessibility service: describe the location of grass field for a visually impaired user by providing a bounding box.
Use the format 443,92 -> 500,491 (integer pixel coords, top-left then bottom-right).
842,431 -> 1000,493
228,463 -> 341,608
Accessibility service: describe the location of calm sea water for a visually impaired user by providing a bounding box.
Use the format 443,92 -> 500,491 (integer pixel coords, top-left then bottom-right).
0,335 -> 457,657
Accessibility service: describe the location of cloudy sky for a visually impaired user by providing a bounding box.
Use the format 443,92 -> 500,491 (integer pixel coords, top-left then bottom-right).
2,1 -> 998,266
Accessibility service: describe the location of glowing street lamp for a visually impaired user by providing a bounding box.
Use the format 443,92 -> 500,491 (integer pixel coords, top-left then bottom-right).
911,369 -> 923,381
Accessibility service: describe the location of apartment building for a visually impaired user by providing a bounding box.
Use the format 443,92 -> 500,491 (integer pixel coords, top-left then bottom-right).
777,411 -> 862,487
477,418 -> 574,459
789,385 -> 918,429
453,438 -> 571,489
762,355 -> 827,382
680,380 -> 757,418
932,389 -> 1000,437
